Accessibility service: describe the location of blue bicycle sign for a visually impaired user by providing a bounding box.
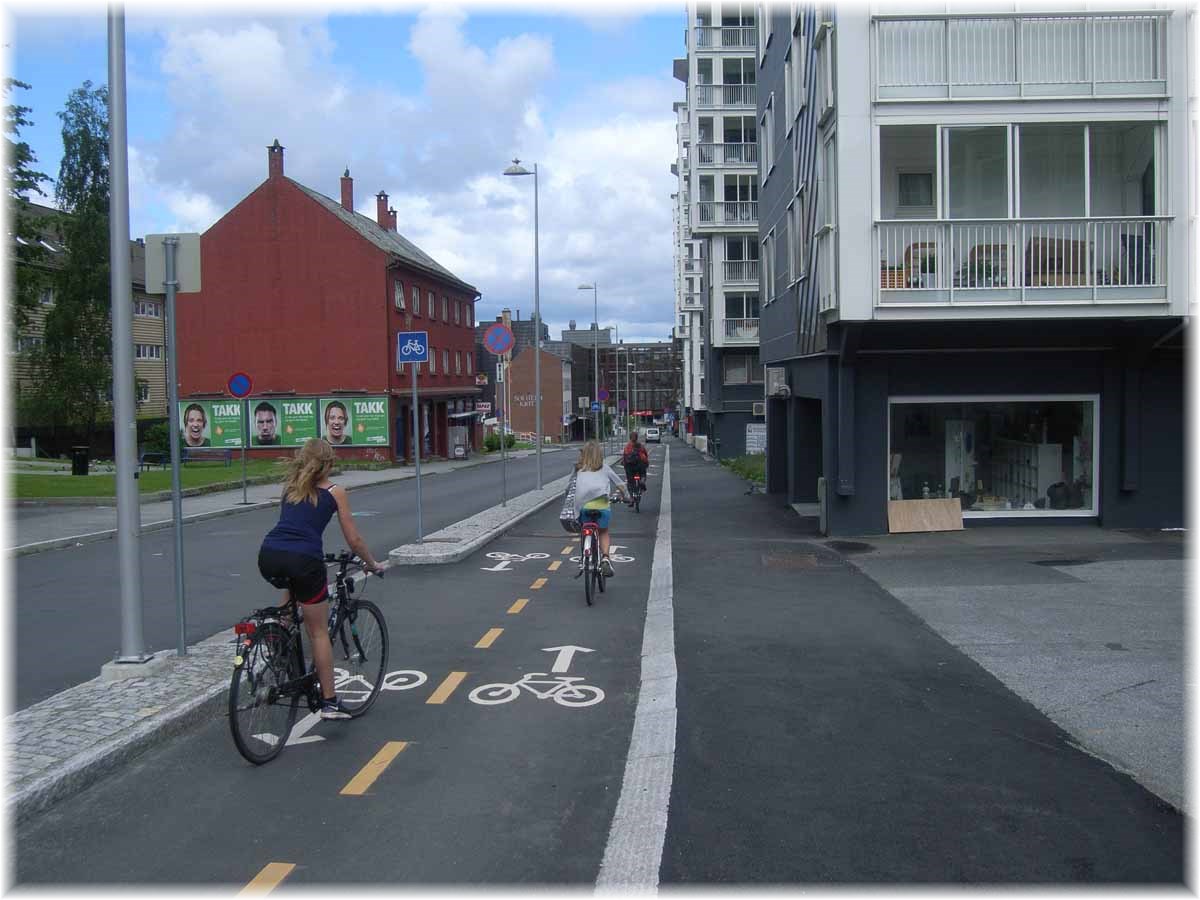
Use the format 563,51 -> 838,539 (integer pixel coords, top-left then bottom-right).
396,331 -> 429,365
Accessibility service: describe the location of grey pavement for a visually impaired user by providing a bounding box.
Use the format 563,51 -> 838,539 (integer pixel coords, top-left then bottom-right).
4,444 -> 614,825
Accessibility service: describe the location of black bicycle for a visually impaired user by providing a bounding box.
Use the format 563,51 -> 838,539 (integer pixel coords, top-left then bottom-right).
229,552 -> 389,765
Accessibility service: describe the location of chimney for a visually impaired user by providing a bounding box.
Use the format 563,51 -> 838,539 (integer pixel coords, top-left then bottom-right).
388,207 -> 397,232
340,168 -> 353,211
267,139 -> 285,179
376,191 -> 389,228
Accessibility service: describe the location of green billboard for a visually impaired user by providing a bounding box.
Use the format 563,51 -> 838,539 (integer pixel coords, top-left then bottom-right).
178,400 -> 243,449
320,396 -> 389,447
271,397 -> 320,447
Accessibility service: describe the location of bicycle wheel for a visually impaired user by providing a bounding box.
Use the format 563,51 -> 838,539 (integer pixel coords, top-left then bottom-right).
331,600 -> 389,717
468,682 -> 521,705
553,684 -> 605,707
229,623 -> 299,765
583,538 -> 594,607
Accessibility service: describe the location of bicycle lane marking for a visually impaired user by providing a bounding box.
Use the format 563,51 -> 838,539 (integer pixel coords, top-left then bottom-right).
597,443 -> 675,889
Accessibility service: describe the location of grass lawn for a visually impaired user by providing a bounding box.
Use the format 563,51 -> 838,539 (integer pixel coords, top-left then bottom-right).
720,454 -> 766,484
11,459 -> 290,499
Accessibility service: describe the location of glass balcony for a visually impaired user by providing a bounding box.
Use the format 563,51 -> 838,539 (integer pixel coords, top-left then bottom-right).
875,217 -> 1168,306
874,12 -> 1167,100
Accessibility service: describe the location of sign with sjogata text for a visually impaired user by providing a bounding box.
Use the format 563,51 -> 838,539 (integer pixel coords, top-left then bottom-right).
178,400 -> 243,449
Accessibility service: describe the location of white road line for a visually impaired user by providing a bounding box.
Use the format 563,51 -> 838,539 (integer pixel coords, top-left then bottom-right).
597,444 -> 675,892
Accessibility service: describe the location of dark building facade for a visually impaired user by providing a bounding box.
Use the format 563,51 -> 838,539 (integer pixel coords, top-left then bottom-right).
757,5 -> 1187,535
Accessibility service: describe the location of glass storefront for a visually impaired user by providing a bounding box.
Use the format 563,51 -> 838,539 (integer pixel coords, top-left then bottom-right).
888,396 -> 1098,516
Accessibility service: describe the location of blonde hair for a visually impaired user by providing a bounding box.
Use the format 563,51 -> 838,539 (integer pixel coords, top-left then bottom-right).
578,440 -> 603,472
282,438 -> 335,505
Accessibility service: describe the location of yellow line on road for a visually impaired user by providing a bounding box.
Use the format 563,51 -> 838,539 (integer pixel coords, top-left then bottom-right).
426,671 -> 468,704
561,546 -> 573,555
475,628 -> 503,648
340,741 -> 408,796
530,577 -> 547,590
238,862 -> 295,896
547,560 -> 562,572
508,598 -> 529,614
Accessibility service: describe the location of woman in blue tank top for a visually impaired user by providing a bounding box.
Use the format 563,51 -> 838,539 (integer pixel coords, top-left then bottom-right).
259,438 -> 384,719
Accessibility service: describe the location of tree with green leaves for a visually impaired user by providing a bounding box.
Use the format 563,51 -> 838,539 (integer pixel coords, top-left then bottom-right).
5,78 -> 51,333
26,81 -> 113,442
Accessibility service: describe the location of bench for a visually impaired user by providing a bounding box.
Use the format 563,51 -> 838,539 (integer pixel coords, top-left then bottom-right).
182,447 -> 233,466
138,451 -> 167,471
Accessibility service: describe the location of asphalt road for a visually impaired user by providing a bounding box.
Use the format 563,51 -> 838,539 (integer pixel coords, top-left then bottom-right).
13,449 -> 581,710
15,447 -> 666,886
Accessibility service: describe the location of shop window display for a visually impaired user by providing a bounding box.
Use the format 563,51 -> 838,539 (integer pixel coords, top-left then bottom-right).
889,399 -> 1096,514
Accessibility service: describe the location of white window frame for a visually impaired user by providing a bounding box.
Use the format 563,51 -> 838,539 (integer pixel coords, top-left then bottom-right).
454,300 -> 461,325
429,346 -> 437,374
762,228 -> 776,304
427,290 -> 436,319
135,343 -> 162,360
443,349 -> 450,374
814,19 -> 834,126
442,295 -> 449,321
411,285 -> 421,315
784,48 -> 794,137
796,183 -> 809,279
786,198 -> 798,284
455,350 -> 462,374
761,92 -> 776,182
135,299 -> 161,318
394,280 -> 406,310
467,354 -> 474,375
887,394 -> 1101,519
791,25 -> 807,119
137,382 -> 150,402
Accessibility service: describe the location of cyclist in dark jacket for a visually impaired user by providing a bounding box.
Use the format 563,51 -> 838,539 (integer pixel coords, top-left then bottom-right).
621,431 -> 649,495
258,438 -> 385,719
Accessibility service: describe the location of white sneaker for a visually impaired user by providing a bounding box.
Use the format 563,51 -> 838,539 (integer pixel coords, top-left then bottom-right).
601,556 -> 615,578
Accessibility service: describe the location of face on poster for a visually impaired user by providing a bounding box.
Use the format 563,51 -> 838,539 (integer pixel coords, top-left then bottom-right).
319,396 -> 388,446
178,401 -> 243,448
319,398 -> 353,446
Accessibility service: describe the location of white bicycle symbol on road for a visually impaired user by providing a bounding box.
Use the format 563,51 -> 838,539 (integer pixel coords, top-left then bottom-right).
399,339 -> 425,357
468,673 -> 605,707
481,551 -> 550,572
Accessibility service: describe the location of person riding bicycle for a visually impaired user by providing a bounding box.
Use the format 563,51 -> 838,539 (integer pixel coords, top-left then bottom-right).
621,431 -> 649,497
257,438 -> 385,720
574,440 -> 629,578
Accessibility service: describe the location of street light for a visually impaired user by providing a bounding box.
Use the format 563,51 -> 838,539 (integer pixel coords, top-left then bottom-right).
503,158 -> 542,490
577,283 -> 599,446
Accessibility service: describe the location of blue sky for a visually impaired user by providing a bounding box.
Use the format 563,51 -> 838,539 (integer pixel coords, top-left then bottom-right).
6,2 -> 687,342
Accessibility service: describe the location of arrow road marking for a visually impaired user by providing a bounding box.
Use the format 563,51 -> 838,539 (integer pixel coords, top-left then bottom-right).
543,645 -> 595,673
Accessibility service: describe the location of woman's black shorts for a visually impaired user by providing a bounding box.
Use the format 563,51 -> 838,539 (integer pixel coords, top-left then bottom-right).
257,548 -> 328,604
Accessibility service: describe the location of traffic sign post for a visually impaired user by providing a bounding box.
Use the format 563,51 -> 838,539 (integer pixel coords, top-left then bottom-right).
397,332 -> 429,540
228,372 -> 253,506
485,324 -> 515,506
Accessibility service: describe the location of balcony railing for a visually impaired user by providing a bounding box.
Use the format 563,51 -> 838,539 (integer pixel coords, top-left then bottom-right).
694,25 -> 758,49
723,318 -> 760,343
681,293 -> 704,308
696,201 -> 759,226
695,143 -> 759,167
875,217 -> 1168,306
695,84 -> 757,108
874,12 -> 1168,100
723,260 -> 759,283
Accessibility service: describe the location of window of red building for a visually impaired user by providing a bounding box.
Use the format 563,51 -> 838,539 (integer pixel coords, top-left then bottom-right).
394,280 -> 405,310
411,285 -> 420,316
427,290 -> 435,319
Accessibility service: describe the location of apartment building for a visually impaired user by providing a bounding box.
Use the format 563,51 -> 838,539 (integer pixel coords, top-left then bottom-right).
758,2 -> 1191,535
673,1 -> 765,456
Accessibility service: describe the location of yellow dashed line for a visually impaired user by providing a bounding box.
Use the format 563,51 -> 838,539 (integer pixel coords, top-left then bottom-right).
530,577 -> 547,590
340,741 -> 408,796
475,628 -> 504,648
561,546 -> 573,555
239,862 -> 295,896
508,598 -> 529,614
426,671 -> 468,704
547,560 -> 562,572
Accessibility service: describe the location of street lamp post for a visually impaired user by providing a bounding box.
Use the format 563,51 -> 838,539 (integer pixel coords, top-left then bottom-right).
577,283 -> 599,447
503,159 -> 542,490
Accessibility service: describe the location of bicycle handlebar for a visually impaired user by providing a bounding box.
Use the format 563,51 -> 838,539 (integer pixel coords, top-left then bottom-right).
323,551 -> 385,578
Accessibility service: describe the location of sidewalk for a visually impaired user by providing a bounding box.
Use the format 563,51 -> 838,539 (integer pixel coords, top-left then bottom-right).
661,439 -> 1183,882
10,445 -> 569,555
6,448 -> 584,825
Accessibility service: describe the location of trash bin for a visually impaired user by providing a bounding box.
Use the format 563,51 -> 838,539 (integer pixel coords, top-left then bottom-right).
71,445 -> 90,476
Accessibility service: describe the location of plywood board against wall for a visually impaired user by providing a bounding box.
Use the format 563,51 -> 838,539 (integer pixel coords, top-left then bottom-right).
887,498 -> 963,533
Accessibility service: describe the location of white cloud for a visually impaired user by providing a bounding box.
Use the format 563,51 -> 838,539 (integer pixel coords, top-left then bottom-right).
126,8 -> 679,343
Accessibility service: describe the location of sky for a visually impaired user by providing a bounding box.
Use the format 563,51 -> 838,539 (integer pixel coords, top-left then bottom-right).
3,0 -> 686,343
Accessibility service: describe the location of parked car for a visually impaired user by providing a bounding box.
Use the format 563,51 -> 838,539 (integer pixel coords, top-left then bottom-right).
645,426 -> 661,443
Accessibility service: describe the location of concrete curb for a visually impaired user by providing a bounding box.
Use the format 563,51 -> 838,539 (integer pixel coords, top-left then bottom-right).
9,680 -> 228,826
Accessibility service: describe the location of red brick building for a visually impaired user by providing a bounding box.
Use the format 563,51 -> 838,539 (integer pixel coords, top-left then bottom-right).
507,347 -> 572,443
177,140 -> 481,460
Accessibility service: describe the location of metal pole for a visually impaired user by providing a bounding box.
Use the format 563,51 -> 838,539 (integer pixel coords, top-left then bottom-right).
412,364 -> 422,541
163,237 -> 186,656
240,408 -> 247,503
533,163 -> 543,490
593,284 -> 600,446
108,7 -> 148,664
